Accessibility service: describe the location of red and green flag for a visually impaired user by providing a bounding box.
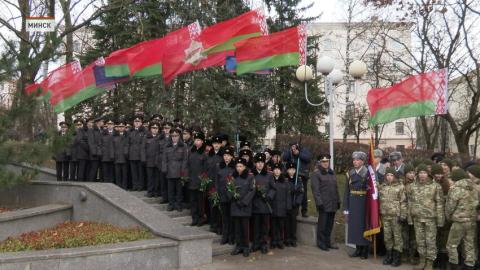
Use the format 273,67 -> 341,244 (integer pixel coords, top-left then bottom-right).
233,25 -> 307,75
50,58 -> 110,113
364,137 -> 381,239
162,9 -> 268,84
25,60 -> 82,99
367,69 -> 448,126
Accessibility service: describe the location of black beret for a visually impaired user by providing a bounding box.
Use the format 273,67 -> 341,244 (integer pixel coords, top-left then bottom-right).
240,149 -> 253,157
240,141 -> 251,148
193,132 -> 205,141
235,157 -> 248,166
272,163 -> 282,170
222,147 -> 235,157
286,162 -> 296,170
212,135 -> 223,144
254,153 -> 266,163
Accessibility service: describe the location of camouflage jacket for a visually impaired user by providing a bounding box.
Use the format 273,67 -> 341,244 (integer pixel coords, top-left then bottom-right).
379,181 -> 407,220
403,180 -> 415,223
445,178 -> 479,222
409,179 -> 445,226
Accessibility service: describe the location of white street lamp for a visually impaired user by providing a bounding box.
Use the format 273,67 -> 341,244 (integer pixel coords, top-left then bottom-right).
328,69 -> 344,86
295,65 -> 313,82
348,60 -> 367,100
317,56 -> 335,75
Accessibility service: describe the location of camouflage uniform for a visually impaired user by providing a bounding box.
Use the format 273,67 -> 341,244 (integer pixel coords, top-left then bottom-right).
409,177 -> 444,262
402,177 -> 417,262
445,178 -> 479,267
379,179 -> 407,252
434,174 -> 454,268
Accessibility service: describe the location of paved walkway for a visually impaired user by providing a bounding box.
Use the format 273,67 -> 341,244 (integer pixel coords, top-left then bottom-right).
189,245 -> 412,270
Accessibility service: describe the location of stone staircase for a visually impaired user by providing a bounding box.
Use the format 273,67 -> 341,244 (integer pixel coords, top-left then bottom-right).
128,191 -> 232,256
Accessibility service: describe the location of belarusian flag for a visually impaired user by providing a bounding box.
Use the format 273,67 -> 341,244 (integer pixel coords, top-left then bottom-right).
363,137 -> 381,240
50,58 -> 109,113
25,60 -> 82,98
102,22 -> 202,80
367,69 -> 448,126
162,9 -> 268,84
233,25 -> 307,75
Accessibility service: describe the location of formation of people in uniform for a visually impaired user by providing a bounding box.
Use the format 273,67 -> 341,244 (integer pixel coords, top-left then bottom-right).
52,113 -> 313,258
53,114 -> 480,269
344,150 -> 480,270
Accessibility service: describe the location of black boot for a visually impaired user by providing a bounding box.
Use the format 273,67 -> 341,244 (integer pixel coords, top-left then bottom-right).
231,246 -> 242,256
383,250 -> 393,265
350,246 -> 362,258
243,247 -> 250,257
260,244 -> 268,254
391,250 -> 401,267
360,246 -> 369,260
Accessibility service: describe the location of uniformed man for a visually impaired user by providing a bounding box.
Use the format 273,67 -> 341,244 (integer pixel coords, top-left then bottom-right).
389,151 -> 405,179
113,120 -> 129,189
271,163 -> 291,249
100,119 -> 115,183
162,128 -> 189,212
182,128 -> 193,147
379,167 -> 407,267
445,169 -> 479,270
344,151 -> 370,259
207,135 -> 224,233
283,142 -> 312,218
216,146 -> 236,244
150,114 -> 163,124
71,119 -> 89,181
252,152 -> 275,254
439,159 -> 454,177
53,121 -> 71,181
285,162 -> 304,247
466,165 -> 480,269
230,157 -> 256,258
87,117 -> 102,182
240,140 -> 251,150
311,154 -> 340,251
239,149 -> 254,170
128,115 -> 147,191
141,122 -> 162,198
374,149 -> 386,184
431,153 -> 445,164
409,164 -> 444,270
402,164 -> 418,265
187,132 -> 207,226
158,122 -> 171,202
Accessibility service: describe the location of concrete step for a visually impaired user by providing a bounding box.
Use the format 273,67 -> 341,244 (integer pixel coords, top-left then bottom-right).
150,203 -> 168,211
164,209 -> 190,218
141,196 -> 161,204
212,242 -> 234,256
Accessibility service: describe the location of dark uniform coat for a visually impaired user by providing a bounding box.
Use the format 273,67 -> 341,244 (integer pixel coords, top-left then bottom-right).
188,144 -> 207,190
230,170 -> 256,217
162,139 -> 189,179
71,127 -> 89,160
252,168 -> 275,214
87,127 -> 102,160
344,166 -> 370,245
113,131 -> 129,164
140,133 -> 161,168
272,176 -> 292,217
101,130 -> 115,162
286,174 -> 305,207
207,149 -> 224,180
155,136 -> 167,170
311,168 -> 340,212
128,126 -> 146,161
216,161 -> 236,203
53,131 -> 71,162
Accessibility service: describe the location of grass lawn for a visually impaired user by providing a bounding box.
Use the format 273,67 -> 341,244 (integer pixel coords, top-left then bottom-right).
0,221 -> 153,252
307,173 -> 346,243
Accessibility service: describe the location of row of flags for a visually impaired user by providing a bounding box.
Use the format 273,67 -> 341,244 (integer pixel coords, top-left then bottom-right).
25,10 -> 307,113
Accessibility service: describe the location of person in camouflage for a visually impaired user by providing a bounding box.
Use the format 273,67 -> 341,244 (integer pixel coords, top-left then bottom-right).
379,167 -> 407,267
445,169 -> 479,270
430,163 -> 453,269
409,164 -> 444,270
466,165 -> 480,270
402,164 -> 418,265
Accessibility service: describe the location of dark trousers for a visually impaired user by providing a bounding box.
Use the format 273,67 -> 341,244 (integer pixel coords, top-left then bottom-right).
129,160 -> 144,190
272,217 -> 286,245
114,163 -> 128,189
146,167 -> 159,195
253,213 -> 271,248
159,171 -> 168,199
234,217 -> 250,249
77,159 -> 88,181
56,161 -> 69,181
317,210 -> 336,247
286,207 -> 299,243
69,161 -> 78,181
210,200 -> 220,231
301,177 -> 309,214
87,160 -> 100,181
190,189 -> 203,223
167,178 -> 182,208
102,162 -> 114,183
220,202 -> 234,242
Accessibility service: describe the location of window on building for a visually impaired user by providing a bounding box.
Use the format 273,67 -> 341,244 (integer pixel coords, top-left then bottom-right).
396,145 -> 405,152
395,122 -> 404,135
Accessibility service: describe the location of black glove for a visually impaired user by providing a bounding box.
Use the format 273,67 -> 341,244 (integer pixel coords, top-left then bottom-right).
317,205 -> 325,213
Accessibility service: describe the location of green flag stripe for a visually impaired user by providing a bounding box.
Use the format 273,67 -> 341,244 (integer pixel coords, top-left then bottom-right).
236,52 -> 300,75
202,32 -> 261,55
132,64 -> 162,78
369,100 -> 436,126
53,85 -> 106,113
105,64 -> 130,77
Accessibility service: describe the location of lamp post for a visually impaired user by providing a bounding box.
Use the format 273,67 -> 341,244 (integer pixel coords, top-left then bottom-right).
348,60 -> 368,101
